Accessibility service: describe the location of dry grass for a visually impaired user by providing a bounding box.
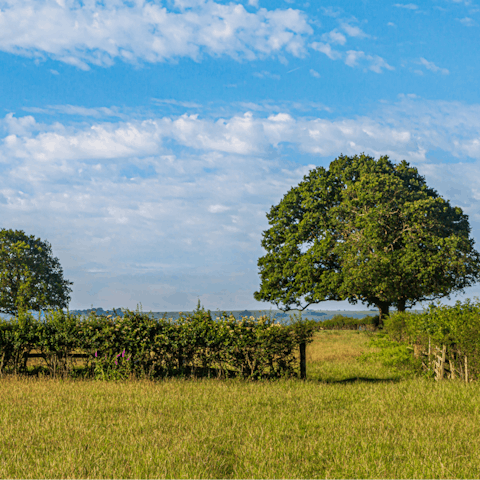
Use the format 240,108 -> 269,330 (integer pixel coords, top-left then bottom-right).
1,332 -> 480,479
307,330 -> 368,363
306,330 -> 402,383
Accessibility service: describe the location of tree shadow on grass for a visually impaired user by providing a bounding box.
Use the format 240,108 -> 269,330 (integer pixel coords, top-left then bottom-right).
317,376 -> 403,384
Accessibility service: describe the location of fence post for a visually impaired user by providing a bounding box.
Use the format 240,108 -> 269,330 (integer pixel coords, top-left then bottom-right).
465,355 -> 468,384
435,344 -> 446,381
449,359 -> 455,380
300,341 -> 306,380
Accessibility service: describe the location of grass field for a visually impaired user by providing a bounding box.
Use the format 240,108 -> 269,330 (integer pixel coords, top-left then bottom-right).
1,331 -> 480,478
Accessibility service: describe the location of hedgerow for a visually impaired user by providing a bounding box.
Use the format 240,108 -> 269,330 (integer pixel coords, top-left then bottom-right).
318,314 -> 379,331
0,304 -> 315,380
384,299 -> 480,381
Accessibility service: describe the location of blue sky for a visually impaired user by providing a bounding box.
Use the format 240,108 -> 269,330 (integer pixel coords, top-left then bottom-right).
1,0 -> 480,311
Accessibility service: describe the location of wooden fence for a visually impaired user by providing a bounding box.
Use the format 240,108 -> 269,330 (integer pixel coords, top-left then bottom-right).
20,342 -> 309,379
414,341 -> 471,382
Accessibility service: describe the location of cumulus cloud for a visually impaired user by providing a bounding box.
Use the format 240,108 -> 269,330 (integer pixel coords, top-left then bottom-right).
4,97 -> 480,308
321,29 -> 347,45
345,50 -> 395,73
0,0 -> 313,67
311,41 -> 342,60
418,57 -> 450,75
311,16 -> 393,74
0,0 -> 400,76
8,98 -> 477,170
6,97 -> 480,183
340,22 -> 369,38
0,110 -> 420,163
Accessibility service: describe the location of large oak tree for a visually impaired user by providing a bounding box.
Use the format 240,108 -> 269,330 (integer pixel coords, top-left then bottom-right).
0,229 -> 72,315
254,154 -> 480,323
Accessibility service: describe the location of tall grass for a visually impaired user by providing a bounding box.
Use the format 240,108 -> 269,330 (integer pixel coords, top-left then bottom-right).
1,331 -> 480,479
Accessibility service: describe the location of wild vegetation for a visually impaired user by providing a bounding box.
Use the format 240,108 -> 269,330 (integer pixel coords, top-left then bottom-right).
0,304 -> 315,380
383,300 -> 480,381
1,329 -> 480,479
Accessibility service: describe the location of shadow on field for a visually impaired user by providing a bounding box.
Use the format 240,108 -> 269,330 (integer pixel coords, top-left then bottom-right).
318,376 -> 402,384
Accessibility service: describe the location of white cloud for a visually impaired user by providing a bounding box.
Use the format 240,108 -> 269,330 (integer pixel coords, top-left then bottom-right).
344,50 -> 363,67
22,105 -> 121,118
0,0 -> 313,67
345,50 -> 395,73
0,106 -> 428,167
458,17 -> 476,26
321,29 -> 347,45
311,41 -> 342,60
448,0 -> 473,5
419,57 -> 450,75
5,98 -> 480,308
0,0 -> 403,76
253,70 -> 281,80
394,3 -> 419,9
309,68 -> 320,78
208,204 -> 230,213
7,97 -> 480,179
340,22 -> 369,38
321,6 -> 343,18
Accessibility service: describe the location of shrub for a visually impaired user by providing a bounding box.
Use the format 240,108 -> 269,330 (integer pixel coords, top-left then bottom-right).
0,304 -> 316,380
384,300 -> 480,381
320,314 -> 378,331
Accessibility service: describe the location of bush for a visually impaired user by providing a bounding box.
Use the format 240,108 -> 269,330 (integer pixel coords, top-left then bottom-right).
384,300 -> 480,381
0,304 -> 316,380
360,333 -> 422,373
319,314 -> 378,331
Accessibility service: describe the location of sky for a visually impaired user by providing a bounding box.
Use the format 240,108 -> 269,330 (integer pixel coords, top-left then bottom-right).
1,0 -> 480,312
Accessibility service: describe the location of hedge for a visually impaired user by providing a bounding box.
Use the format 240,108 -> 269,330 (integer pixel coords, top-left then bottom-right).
384,300 -> 480,381
318,314 -> 379,331
0,305 -> 316,380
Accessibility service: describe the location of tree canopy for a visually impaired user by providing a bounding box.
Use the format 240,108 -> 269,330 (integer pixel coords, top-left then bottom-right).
0,229 -> 72,315
254,154 -> 480,322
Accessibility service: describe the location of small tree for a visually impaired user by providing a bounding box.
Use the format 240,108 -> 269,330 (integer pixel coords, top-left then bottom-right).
254,154 -> 480,324
0,229 -> 72,315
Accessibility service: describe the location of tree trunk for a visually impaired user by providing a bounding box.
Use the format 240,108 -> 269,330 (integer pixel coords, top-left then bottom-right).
397,298 -> 406,312
377,302 -> 390,327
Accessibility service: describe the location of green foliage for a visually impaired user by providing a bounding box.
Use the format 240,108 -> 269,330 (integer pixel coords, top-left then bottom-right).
0,303 -> 315,379
93,350 -> 133,381
360,333 -> 421,373
384,299 -> 480,380
0,312 -> 39,374
0,229 -> 72,315
319,314 -> 379,330
36,309 -> 81,377
254,154 -> 480,322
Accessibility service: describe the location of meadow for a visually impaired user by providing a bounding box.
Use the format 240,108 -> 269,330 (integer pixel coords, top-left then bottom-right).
1,330 -> 480,479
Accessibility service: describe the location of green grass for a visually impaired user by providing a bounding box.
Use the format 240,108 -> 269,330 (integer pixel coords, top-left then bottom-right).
1,331 -> 480,478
